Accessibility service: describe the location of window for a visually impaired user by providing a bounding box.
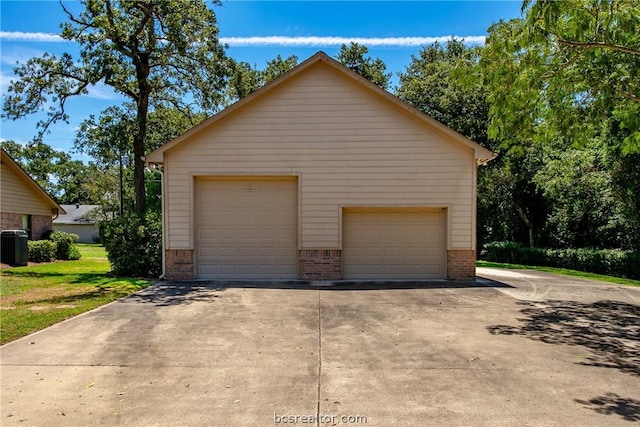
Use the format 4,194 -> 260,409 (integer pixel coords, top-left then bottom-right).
22,214 -> 31,239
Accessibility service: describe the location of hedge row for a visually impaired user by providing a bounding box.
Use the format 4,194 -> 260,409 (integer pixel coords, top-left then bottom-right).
27,230 -> 81,263
481,242 -> 640,280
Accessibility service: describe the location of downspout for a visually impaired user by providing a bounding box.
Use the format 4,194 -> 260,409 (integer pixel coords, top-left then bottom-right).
159,166 -> 166,280
146,160 -> 166,280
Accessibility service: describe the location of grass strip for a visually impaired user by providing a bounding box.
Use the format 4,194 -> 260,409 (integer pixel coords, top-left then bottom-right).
477,260 -> 640,287
0,244 -> 150,344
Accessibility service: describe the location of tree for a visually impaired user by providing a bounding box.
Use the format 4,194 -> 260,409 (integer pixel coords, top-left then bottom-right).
262,54 -> 298,83
226,55 -> 299,102
75,105 -> 205,214
3,0 -> 229,214
532,135 -> 636,249
227,60 -> 261,101
483,0 -> 640,154
396,40 -> 542,248
480,0 -> 640,250
336,43 -> 391,89
397,39 -> 490,146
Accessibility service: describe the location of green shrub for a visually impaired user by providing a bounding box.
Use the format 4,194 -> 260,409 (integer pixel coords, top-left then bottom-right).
27,240 -> 57,263
68,244 -> 81,260
101,211 -> 162,277
482,242 -> 640,279
47,230 -> 81,260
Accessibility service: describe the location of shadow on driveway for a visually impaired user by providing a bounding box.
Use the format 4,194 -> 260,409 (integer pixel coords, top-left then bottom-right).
487,299 -> 640,376
575,393 -> 640,422
127,279 -> 513,307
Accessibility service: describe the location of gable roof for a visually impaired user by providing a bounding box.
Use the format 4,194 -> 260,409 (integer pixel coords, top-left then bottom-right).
54,204 -> 99,225
145,51 -> 496,165
1,148 -> 65,215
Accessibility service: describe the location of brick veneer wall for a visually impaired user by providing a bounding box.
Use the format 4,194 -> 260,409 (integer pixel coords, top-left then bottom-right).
1,212 -> 22,231
447,249 -> 476,280
165,248 -> 476,281
299,249 -> 342,281
165,249 -> 195,280
0,212 -> 51,240
31,214 -> 53,240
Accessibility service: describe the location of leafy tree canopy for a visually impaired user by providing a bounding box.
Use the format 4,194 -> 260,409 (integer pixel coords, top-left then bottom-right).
2,0 -> 229,213
483,0 -> 640,155
336,42 -> 391,90
227,54 -> 299,101
397,38 -> 490,147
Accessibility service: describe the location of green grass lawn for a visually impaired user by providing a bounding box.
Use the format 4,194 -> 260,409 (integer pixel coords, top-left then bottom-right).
0,244 -> 151,344
477,260 -> 640,287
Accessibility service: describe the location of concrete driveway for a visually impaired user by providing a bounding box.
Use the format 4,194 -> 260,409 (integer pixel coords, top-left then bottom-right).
1,269 -> 639,426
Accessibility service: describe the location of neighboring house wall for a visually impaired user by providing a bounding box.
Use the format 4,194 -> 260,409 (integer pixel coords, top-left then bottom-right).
1,160 -> 54,239
54,224 -> 98,243
53,205 -> 100,243
159,62 -> 481,280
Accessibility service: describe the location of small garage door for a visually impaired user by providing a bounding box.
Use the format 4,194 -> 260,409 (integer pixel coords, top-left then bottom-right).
196,177 -> 297,279
343,208 -> 446,279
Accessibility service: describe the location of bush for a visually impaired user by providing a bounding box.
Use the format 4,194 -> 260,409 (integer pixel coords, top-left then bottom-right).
47,230 -> 80,260
101,211 -> 162,277
68,244 -> 81,260
482,242 -> 640,279
28,240 -> 57,263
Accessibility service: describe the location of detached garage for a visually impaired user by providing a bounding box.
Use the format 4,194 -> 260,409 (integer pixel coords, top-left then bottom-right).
146,52 -> 495,281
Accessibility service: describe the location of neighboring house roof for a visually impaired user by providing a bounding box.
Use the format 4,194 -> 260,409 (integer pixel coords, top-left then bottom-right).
54,204 -> 100,225
145,51 -> 496,165
0,148 -> 66,215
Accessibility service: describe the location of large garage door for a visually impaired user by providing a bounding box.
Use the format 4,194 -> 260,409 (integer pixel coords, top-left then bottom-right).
343,208 -> 446,279
196,177 -> 297,279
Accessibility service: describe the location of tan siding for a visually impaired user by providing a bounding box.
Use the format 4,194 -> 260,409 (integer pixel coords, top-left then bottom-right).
1,163 -> 53,216
165,64 -> 476,250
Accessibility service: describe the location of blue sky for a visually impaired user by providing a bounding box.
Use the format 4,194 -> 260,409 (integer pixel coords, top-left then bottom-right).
0,1 -> 523,160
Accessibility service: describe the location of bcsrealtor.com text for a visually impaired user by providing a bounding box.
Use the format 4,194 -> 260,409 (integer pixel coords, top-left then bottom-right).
274,413 -> 368,424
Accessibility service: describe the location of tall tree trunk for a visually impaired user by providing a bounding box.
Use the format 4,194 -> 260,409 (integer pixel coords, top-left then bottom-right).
133,52 -> 151,215
516,206 -> 535,247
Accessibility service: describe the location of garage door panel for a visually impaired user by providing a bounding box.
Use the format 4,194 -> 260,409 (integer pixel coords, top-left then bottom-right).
343,208 -> 445,279
196,178 -> 297,279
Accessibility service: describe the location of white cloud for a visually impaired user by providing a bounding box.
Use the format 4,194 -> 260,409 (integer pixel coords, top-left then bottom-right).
220,35 -> 486,47
0,31 -> 486,47
0,31 -> 64,43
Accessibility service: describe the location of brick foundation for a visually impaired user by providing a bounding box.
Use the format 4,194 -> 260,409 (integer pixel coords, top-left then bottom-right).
165,249 -> 195,280
1,212 -> 52,240
447,249 -> 476,280
298,249 -> 342,281
165,248 -> 476,281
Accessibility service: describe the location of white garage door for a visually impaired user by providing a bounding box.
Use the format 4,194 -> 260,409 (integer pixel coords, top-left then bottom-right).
343,208 -> 446,279
196,177 -> 297,279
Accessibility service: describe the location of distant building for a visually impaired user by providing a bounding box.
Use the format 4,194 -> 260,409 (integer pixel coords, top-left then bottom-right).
54,204 -> 100,243
1,149 -> 65,239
